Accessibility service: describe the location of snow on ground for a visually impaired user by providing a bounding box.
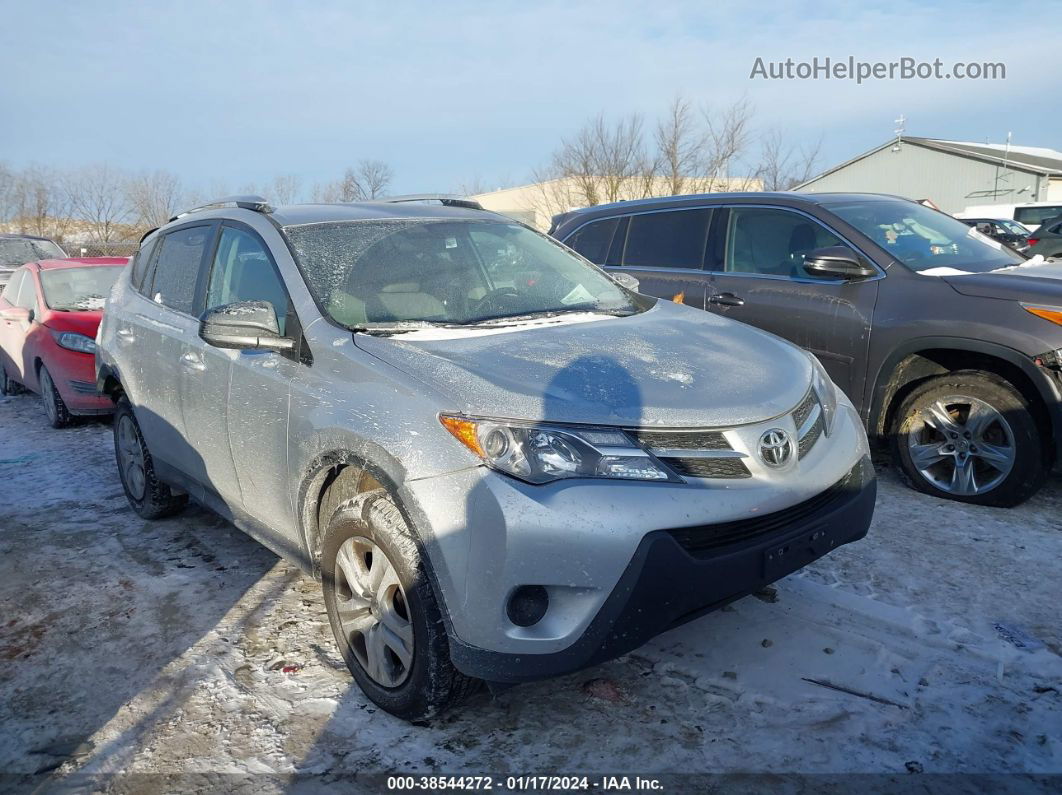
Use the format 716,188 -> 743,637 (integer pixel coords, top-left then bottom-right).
0,390 -> 1060,791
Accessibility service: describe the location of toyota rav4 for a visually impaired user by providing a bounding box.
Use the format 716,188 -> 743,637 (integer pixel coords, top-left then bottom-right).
96,195 -> 875,719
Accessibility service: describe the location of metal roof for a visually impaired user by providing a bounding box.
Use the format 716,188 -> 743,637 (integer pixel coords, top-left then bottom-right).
798,136 -> 1062,189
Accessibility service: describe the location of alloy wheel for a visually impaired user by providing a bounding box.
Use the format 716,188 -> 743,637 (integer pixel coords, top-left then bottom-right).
333,536 -> 414,688
117,415 -> 147,500
906,394 -> 1016,496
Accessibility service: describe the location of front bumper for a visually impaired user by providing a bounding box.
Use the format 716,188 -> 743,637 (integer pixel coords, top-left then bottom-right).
448,455 -> 875,683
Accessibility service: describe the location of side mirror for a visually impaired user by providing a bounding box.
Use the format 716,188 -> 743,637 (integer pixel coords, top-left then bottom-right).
198,300 -> 295,352
802,246 -> 877,280
0,306 -> 32,323
975,222 -> 993,236
612,271 -> 640,292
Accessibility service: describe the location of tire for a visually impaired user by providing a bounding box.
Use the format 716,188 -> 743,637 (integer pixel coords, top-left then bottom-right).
39,365 -> 72,428
1,364 -> 20,396
113,397 -> 188,519
321,490 -> 480,720
892,371 -> 1045,507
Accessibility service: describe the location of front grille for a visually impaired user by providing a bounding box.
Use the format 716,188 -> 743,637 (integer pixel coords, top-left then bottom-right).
630,429 -> 730,450
631,427 -> 751,479
665,457 -> 752,478
791,389 -> 817,430
666,459 -> 867,555
798,412 -> 824,459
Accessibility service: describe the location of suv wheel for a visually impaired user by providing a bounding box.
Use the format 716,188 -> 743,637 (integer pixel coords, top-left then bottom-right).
322,490 -> 480,720
113,397 -> 188,519
893,371 -> 1045,507
39,365 -> 72,428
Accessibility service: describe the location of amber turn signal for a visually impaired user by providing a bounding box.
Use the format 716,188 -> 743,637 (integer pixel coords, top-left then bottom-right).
1023,305 -> 1062,326
439,415 -> 484,457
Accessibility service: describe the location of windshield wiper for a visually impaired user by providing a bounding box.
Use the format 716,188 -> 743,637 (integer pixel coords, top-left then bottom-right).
465,307 -> 634,327
347,320 -> 454,337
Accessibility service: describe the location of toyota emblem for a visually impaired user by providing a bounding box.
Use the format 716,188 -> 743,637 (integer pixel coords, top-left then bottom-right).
758,428 -> 794,468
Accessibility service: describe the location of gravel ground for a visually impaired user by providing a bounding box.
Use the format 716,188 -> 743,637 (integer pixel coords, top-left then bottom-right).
0,390 -> 1059,792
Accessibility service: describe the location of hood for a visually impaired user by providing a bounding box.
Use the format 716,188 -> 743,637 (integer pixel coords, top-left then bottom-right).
354,301 -> 813,428
42,309 -> 103,337
943,261 -> 1062,302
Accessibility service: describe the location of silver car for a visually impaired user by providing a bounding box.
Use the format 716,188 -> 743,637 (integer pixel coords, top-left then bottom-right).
96,195 -> 875,719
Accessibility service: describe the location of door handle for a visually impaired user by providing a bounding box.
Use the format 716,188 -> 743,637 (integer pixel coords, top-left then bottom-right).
180,352 -> 206,372
709,292 -> 745,307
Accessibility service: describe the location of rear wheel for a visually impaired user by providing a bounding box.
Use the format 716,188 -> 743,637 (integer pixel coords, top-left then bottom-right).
113,397 -> 188,519
321,490 -> 480,720
892,371 -> 1045,507
39,365 -> 72,428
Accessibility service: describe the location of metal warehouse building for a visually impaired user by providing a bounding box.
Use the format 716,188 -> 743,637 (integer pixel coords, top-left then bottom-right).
797,136 -> 1062,214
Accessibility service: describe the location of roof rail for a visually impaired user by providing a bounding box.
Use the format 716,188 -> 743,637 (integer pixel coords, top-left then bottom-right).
371,193 -> 484,211
169,194 -> 273,222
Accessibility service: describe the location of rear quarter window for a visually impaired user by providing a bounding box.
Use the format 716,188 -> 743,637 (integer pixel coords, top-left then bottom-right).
148,226 -> 213,314
564,218 -> 620,265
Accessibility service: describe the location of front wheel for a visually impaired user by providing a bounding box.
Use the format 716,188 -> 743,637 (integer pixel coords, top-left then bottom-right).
39,365 -> 72,428
892,371 -> 1046,507
321,490 -> 480,720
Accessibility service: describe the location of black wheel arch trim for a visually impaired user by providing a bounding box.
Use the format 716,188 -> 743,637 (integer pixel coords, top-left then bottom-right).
294,445 -> 463,643
868,336 -> 1062,453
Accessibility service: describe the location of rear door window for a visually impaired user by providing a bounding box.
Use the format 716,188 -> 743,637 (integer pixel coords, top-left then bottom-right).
564,218 -> 620,265
1015,206 -> 1062,227
147,226 -> 213,314
621,208 -> 712,269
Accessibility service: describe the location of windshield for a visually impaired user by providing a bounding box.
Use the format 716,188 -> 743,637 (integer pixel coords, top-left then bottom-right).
830,200 -> 1025,273
999,220 -> 1030,236
39,266 -> 122,311
0,238 -> 66,268
283,219 -> 641,330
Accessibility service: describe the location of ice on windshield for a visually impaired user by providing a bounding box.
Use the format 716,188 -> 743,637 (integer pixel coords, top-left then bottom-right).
282,218 -> 639,330
0,238 -> 65,267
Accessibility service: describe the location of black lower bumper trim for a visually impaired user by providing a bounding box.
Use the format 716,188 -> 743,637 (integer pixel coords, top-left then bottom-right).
449,456 -> 876,684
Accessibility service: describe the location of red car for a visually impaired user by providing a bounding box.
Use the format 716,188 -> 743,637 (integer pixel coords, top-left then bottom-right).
0,257 -> 127,427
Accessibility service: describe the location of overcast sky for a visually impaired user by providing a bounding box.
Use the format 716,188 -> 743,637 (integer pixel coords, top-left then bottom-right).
2,0 -> 1058,196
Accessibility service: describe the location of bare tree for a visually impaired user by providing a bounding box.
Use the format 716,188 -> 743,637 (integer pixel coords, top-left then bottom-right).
756,128 -> 822,191
700,97 -> 756,190
66,164 -> 131,242
270,174 -> 302,204
10,166 -> 72,239
311,160 -> 394,203
126,169 -> 183,230
655,97 -> 703,196
353,159 -> 393,199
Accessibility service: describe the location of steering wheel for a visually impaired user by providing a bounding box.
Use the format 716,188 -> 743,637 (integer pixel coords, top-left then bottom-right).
473,287 -> 523,315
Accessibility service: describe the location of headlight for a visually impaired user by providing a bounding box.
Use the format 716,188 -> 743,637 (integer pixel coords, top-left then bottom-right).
808,354 -> 838,436
55,332 -> 96,354
439,415 -> 675,484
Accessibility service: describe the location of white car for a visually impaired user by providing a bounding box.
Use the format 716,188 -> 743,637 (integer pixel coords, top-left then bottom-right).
958,202 -> 1062,232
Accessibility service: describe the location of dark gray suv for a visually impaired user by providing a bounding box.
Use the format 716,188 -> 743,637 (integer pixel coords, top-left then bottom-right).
552,192 -> 1062,507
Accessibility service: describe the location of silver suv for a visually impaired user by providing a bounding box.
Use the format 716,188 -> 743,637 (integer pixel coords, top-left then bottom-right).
96,195 -> 876,719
